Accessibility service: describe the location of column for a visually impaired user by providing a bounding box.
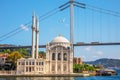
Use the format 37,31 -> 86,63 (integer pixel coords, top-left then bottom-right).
67,50 -> 69,73
24,60 -> 26,74
61,51 -> 63,74
49,51 -> 52,73
34,59 -> 36,74
56,50 -> 58,74
70,49 -> 73,73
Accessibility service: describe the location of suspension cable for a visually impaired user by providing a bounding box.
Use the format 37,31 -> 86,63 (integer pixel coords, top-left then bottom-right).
74,1 -> 120,17
0,1 -> 71,42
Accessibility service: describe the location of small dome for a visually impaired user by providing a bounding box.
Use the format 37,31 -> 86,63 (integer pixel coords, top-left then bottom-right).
51,35 -> 69,43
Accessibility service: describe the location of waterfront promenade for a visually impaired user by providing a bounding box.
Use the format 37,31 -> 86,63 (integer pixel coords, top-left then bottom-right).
0,71 -> 90,77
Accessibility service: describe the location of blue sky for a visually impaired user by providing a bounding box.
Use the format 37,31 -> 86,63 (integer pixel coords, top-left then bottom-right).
0,0 -> 120,61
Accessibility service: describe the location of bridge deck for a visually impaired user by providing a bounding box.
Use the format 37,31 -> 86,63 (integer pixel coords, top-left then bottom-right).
0,42 -> 120,49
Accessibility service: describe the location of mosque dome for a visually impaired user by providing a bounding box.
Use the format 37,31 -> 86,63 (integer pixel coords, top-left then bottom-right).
51,35 -> 69,43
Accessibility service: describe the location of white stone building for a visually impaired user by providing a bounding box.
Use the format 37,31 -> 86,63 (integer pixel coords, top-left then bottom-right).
17,35 -> 73,74
17,58 -> 45,74
45,35 -> 73,74
17,14 -> 73,75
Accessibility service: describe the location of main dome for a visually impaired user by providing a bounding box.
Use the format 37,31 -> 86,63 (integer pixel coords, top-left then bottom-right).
51,35 -> 69,43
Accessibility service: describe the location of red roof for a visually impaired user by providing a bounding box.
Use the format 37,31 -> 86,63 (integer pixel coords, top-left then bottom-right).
0,54 -> 8,58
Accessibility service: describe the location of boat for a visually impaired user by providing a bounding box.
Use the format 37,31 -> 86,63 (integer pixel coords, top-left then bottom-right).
96,69 -> 117,76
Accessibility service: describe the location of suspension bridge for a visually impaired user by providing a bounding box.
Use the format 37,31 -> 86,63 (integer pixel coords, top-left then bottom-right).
0,0 -> 120,50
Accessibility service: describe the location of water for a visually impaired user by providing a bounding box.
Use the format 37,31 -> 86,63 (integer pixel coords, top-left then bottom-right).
0,69 -> 120,80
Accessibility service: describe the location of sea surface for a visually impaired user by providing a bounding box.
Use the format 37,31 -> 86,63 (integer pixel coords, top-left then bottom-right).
0,69 -> 120,80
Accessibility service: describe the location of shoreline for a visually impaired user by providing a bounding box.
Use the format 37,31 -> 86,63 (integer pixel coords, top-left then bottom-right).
0,73 -> 90,77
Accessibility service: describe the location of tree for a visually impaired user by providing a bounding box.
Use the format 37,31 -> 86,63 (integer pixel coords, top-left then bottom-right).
0,48 -> 30,57
0,49 -> 11,54
14,48 -> 30,57
73,64 -> 79,72
73,64 -> 95,73
7,51 -> 22,68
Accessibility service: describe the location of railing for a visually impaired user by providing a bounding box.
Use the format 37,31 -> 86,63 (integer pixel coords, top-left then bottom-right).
0,70 -> 16,75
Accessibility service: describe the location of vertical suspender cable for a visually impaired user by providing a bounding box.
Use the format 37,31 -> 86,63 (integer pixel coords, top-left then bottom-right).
84,9 -> 87,42
100,9 -> 102,43
76,7 -> 79,42
108,15 -> 111,41
91,9 -> 94,41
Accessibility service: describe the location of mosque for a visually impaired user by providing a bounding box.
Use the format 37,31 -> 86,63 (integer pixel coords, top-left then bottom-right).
17,14 -> 73,74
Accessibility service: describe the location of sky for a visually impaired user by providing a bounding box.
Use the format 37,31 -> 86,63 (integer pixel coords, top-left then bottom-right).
0,0 -> 120,61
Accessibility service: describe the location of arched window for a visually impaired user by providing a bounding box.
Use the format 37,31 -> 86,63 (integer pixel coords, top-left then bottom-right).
58,53 -> 61,60
52,53 -> 55,60
63,53 -> 67,61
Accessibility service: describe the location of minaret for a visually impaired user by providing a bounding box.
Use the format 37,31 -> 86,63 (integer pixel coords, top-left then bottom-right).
32,13 -> 36,59
35,17 -> 39,59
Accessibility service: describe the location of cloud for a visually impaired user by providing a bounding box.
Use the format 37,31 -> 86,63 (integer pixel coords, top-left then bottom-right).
59,18 -> 66,23
92,51 -> 103,59
20,24 -> 29,31
93,55 -> 98,58
85,46 -> 91,51
85,46 -> 94,53
81,55 -> 87,59
96,51 -> 103,56
59,17 -> 69,27
85,46 -> 103,57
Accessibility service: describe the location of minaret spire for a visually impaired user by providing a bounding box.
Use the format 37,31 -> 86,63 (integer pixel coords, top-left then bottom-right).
32,12 -> 36,58
35,16 -> 39,59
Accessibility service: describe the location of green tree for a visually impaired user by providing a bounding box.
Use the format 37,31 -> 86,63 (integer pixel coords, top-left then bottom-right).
12,48 -> 30,58
7,51 -> 22,67
73,64 -> 95,73
1,49 -> 11,54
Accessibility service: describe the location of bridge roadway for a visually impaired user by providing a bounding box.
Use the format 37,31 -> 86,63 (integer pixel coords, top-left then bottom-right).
0,42 -> 120,49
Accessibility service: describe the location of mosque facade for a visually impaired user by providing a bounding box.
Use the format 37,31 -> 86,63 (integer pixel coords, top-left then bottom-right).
17,14 -> 73,74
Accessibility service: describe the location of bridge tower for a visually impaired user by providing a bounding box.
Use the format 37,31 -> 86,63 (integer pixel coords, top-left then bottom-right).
70,0 -> 74,45
70,0 -> 74,58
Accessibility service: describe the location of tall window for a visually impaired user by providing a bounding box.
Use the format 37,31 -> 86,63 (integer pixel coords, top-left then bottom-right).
26,67 -> 28,72
29,62 -> 31,65
58,65 -> 61,72
52,53 -> 55,60
52,65 -> 55,71
29,67 -> 31,72
63,65 -> 67,71
36,62 -> 38,65
26,62 -> 28,65
58,53 -> 61,60
19,62 -> 20,65
63,53 -> 67,61
32,62 -> 34,65
42,62 -> 44,65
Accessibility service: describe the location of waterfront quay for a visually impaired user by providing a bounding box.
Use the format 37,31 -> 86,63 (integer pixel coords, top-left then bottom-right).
0,71 -> 90,77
